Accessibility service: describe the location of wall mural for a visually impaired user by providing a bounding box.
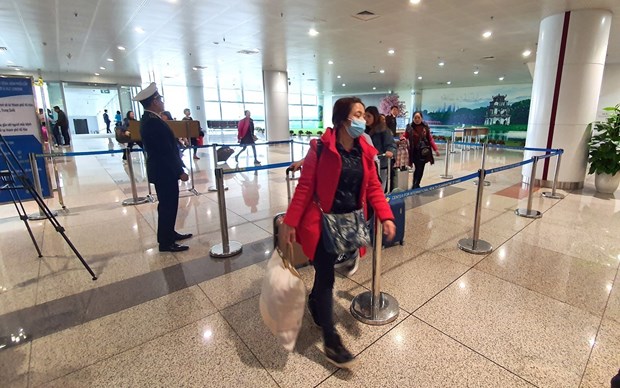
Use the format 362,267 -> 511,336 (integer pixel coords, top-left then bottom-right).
421,83 -> 532,145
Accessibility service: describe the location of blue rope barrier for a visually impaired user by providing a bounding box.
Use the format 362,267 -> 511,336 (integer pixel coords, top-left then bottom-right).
203,139 -> 294,148
386,171 -> 480,201
222,161 -> 292,174
485,159 -> 532,175
36,149 -> 125,158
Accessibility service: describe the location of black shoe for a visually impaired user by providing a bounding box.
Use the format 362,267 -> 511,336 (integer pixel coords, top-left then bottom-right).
254,160 -> 261,165
324,332 -> 356,369
234,154 -> 239,163
174,232 -> 193,241
307,297 -> 321,328
159,243 -> 189,252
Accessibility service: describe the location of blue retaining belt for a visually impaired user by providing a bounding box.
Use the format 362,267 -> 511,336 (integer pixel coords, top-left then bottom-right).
222,161 -> 292,174
386,171 -> 480,202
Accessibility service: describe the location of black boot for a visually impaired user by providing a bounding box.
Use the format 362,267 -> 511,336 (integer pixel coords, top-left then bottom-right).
324,332 -> 356,368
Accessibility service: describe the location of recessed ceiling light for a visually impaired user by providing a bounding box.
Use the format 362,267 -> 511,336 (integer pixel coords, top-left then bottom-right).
410,0 -> 421,4
482,31 -> 492,39
99,66 -> 106,70
388,49 -> 395,55
0,47 -> 7,52
379,69 -> 385,74
499,76 -> 505,81
474,69 -> 479,75
337,75 -> 341,79
106,58 -> 114,62
328,60 -> 334,65
522,49 -> 531,57
14,68 -> 21,71
372,87 -> 376,90
446,81 -> 451,85
192,67 -> 198,71
135,27 -> 145,33
117,46 -> 126,51
7,60 -> 13,64
308,28 -> 319,37
417,76 -> 423,80
438,61 -> 445,67
94,73 -> 100,76
342,83 -> 346,87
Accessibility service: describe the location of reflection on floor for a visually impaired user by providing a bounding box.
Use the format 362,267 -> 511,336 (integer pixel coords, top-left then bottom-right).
0,135 -> 618,388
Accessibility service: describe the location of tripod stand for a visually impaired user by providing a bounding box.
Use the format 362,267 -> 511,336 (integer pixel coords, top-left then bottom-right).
0,134 -> 97,280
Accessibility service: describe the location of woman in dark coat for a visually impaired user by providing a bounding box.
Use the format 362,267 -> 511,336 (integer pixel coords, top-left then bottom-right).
364,106 -> 396,192
401,111 -> 440,189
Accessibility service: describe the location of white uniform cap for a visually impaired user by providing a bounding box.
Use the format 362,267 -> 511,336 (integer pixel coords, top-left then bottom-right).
132,82 -> 158,102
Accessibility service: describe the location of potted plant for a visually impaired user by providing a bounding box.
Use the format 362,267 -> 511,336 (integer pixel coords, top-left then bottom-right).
588,104 -> 620,194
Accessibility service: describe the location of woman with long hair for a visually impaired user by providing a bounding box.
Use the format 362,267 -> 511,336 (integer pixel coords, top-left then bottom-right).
402,111 -> 440,188
281,97 -> 396,368
364,106 -> 396,192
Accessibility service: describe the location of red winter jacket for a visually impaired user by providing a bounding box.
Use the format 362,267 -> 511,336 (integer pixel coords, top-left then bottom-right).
283,128 -> 395,261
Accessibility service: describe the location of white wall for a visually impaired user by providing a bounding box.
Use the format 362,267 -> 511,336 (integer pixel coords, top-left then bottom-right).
597,64 -> 620,120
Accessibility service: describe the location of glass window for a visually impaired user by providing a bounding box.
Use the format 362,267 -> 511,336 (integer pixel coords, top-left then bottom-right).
302,105 -> 318,120
219,88 -> 242,101
302,94 -> 317,105
244,90 -> 264,103
288,93 -> 301,105
289,105 -> 302,120
204,88 -> 219,101
289,120 -> 303,129
221,102 -> 244,119
205,102 -> 221,120
244,103 -> 265,120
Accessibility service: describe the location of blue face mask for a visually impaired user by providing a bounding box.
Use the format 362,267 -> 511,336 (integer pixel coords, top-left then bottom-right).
346,118 -> 366,138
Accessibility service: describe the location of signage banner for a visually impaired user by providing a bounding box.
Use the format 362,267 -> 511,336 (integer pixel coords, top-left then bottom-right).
0,76 -> 50,204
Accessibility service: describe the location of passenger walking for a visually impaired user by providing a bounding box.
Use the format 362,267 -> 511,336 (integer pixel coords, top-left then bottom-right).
134,83 -> 192,252
402,111 -> 440,189
103,109 -> 111,133
234,110 -> 260,165
280,97 -> 396,368
53,106 -> 70,147
364,106 -> 396,192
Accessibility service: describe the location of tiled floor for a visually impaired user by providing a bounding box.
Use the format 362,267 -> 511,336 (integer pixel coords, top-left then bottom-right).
0,134 -> 619,387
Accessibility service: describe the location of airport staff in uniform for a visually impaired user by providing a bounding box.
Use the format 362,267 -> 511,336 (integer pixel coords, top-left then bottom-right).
133,83 -> 192,252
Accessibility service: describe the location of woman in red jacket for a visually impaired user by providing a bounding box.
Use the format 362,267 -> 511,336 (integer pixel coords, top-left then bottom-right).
281,97 -> 396,368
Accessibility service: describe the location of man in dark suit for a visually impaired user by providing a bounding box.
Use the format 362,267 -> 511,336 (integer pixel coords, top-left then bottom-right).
103,109 -> 111,133
53,106 -> 70,146
385,105 -> 399,137
134,83 -> 192,252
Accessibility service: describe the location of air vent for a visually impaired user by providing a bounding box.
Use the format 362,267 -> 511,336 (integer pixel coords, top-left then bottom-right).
368,71 -> 377,74
7,64 -> 21,68
192,65 -> 207,70
237,49 -> 260,55
482,56 -> 495,61
353,10 -> 380,22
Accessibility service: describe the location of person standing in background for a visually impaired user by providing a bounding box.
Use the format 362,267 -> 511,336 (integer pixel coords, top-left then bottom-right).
53,106 -> 70,147
103,109 -> 111,133
385,105 -> 399,137
134,83 -> 192,252
114,110 -> 122,126
182,108 -> 200,160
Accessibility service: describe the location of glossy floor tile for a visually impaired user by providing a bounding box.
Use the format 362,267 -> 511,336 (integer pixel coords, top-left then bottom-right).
0,136 -> 618,388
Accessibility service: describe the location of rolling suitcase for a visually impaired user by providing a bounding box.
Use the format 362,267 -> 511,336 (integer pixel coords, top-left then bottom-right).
370,199 -> 405,248
273,167 -> 309,268
216,146 -> 234,162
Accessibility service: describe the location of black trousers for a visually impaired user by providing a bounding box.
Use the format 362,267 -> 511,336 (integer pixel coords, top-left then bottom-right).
60,126 -> 71,145
52,126 -> 62,145
412,160 -> 426,188
309,236 -> 339,338
105,122 -> 111,133
153,177 -> 179,247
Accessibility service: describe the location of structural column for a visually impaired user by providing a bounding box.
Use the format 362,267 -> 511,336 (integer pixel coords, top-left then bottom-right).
524,9 -> 612,189
262,70 -> 289,141
186,86 -> 207,129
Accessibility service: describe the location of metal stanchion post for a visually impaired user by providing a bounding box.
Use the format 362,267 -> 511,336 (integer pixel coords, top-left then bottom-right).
542,152 -> 565,199
450,131 -> 457,153
208,144 -> 228,192
289,139 -> 294,163
440,139 -> 453,179
122,149 -> 149,206
474,142 -> 491,186
385,156 -> 392,193
515,157 -> 543,218
210,168 -> 242,258
458,169 -> 493,254
28,153 -> 57,220
50,155 -> 66,210
351,216 -> 400,325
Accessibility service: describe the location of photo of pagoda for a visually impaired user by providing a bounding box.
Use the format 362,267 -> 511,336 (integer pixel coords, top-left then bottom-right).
484,94 -> 511,125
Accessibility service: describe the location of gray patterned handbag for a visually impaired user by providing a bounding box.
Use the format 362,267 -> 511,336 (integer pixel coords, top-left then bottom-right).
319,206 -> 371,254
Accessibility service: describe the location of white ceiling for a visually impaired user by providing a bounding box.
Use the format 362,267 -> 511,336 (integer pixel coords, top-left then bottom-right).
0,0 -> 618,95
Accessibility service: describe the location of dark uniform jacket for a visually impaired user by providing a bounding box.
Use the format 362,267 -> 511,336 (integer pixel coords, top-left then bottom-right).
140,110 -> 184,184
56,110 -> 69,129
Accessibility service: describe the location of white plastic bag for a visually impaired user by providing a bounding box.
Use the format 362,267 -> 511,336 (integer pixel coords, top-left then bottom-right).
259,245 -> 307,352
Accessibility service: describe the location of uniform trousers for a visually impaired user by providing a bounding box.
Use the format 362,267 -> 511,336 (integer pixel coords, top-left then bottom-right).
153,176 -> 179,247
